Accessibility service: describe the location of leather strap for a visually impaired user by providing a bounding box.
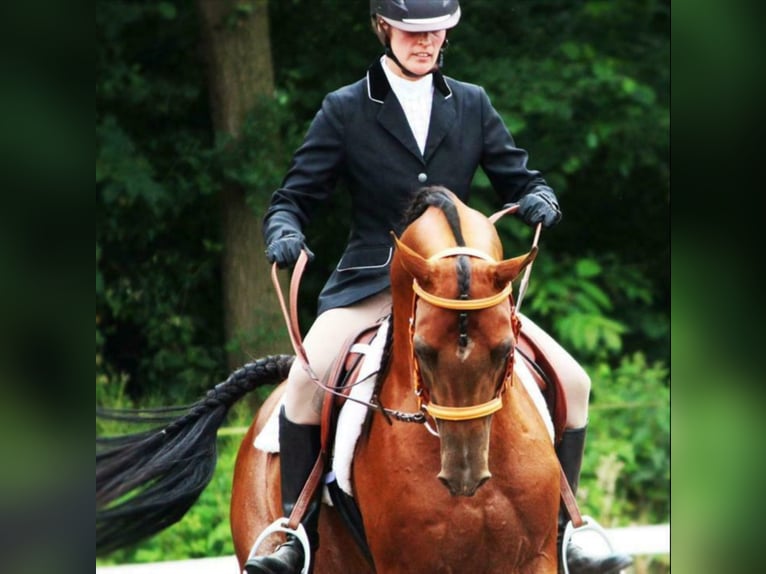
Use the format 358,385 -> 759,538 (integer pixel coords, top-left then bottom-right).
270,251 -> 315,377
515,222 -> 542,310
517,329 -> 567,444
286,453 -> 327,531
272,254 -> 389,530
271,255 -> 426,425
488,203 -> 519,224
560,467 -> 584,528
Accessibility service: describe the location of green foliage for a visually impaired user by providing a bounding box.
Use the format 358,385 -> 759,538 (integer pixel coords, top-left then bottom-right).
581,353 -> 670,526
454,1 -> 670,336
220,93 -> 305,213
97,1 -> 226,403
509,243 -> 662,364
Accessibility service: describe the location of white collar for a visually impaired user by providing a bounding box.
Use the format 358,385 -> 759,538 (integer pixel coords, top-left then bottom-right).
380,56 -> 433,100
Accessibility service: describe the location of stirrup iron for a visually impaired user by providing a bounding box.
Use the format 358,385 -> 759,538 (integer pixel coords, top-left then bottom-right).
243,517 -> 311,574
561,514 -> 617,574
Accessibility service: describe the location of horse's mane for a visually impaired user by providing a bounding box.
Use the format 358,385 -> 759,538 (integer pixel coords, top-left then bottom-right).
401,185 -> 466,247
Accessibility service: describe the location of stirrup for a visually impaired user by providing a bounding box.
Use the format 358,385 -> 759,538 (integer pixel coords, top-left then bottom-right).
243,518 -> 311,574
561,515 -> 617,574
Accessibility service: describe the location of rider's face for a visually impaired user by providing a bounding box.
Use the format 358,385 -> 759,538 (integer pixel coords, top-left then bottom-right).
387,27 -> 447,79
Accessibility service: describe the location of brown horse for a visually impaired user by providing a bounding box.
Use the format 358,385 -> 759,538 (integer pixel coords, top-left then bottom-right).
96,187 -> 560,573
231,187 -> 560,573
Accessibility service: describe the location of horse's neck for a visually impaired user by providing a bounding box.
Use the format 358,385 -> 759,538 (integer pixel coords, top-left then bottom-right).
495,379 -> 552,444
383,356 -> 415,405
380,314 -> 418,407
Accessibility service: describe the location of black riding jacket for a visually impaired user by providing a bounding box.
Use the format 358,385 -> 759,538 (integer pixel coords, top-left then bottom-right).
263,58 -> 554,314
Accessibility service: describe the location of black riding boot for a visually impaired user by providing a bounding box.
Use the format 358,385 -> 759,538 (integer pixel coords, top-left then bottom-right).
556,426 -> 633,574
245,406 -> 321,574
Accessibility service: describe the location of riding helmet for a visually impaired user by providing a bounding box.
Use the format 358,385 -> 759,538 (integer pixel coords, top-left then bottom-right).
370,0 -> 461,34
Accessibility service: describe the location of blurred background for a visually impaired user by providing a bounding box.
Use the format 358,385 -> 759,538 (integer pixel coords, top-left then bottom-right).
96,1 -> 669,572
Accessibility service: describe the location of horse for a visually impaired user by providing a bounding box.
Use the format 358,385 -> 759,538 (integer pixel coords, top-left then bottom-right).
96,186 -> 562,573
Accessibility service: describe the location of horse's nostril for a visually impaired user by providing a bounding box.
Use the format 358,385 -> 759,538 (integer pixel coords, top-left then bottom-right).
437,473 -> 458,496
437,471 -> 492,497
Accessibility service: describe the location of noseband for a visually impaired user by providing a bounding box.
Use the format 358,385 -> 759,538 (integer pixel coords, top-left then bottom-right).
409,247 -> 520,423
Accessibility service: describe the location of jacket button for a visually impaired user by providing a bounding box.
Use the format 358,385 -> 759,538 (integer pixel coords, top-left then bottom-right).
417,172 -> 428,183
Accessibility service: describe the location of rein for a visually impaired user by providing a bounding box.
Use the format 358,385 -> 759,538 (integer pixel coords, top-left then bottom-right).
488,203 -> 540,311
270,252 -> 426,425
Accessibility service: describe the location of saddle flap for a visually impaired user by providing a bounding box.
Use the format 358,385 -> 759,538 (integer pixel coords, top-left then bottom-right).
517,330 -> 568,444
320,319 -> 388,452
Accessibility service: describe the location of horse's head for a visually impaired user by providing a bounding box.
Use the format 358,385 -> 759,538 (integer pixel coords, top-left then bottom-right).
391,187 -> 536,496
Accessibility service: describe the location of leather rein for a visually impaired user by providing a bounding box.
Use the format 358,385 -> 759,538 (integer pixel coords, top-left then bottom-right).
270,250 -> 426,425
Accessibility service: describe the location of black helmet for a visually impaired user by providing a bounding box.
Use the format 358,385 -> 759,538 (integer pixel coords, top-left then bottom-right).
370,0 -> 461,33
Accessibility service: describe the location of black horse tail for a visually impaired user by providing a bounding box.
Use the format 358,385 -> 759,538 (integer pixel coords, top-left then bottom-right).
96,354 -> 293,556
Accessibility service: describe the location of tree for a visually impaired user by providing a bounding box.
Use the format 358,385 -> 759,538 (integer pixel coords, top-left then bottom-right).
197,0 -> 289,369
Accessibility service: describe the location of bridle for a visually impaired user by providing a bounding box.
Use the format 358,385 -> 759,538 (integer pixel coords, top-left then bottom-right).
407,246 -> 521,425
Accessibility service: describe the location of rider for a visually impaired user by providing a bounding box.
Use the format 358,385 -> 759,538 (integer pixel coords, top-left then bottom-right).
245,2 -> 633,573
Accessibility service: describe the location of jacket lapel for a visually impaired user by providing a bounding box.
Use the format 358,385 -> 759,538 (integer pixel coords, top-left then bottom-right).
423,71 -> 456,162
368,61 -> 425,164
367,60 -> 456,164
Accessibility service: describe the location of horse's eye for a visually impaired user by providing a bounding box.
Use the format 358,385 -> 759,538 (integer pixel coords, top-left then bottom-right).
490,339 -> 513,364
413,336 -> 437,366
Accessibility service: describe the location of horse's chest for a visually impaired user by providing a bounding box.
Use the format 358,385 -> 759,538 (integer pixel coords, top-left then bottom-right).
352,416 -> 558,571
361,491 -> 550,572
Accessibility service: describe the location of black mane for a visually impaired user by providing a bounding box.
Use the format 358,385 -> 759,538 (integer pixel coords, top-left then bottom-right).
402,185 -> 466,247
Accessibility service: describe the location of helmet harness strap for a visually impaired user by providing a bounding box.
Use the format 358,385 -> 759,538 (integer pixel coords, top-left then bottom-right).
378,19 -> 448,78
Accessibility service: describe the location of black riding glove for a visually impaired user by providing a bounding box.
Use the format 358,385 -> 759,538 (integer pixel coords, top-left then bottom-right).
263,210 -> 314,269
516,188 -> 562,229
265,233 -> 314,269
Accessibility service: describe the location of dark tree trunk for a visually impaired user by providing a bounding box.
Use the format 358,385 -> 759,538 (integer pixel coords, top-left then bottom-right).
197,0 -> 290,370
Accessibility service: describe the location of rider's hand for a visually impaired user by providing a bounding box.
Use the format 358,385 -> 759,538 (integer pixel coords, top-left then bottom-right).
516,188 -> 562,229
265,233 -> 314,269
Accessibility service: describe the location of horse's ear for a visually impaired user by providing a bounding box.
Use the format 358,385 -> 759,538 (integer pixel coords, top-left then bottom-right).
392,233 -> 432,281
494,246 -> 538,285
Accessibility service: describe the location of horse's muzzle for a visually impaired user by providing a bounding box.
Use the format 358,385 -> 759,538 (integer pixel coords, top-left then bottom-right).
437,470 -> 491,497
436,420 -> 492,496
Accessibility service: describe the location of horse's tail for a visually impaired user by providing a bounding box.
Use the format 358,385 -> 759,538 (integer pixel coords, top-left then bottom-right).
96,354 -> 293,556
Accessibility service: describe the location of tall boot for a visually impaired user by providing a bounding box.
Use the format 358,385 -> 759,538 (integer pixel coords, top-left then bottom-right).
245,406 -> 322,574
556,426 -> 633,574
